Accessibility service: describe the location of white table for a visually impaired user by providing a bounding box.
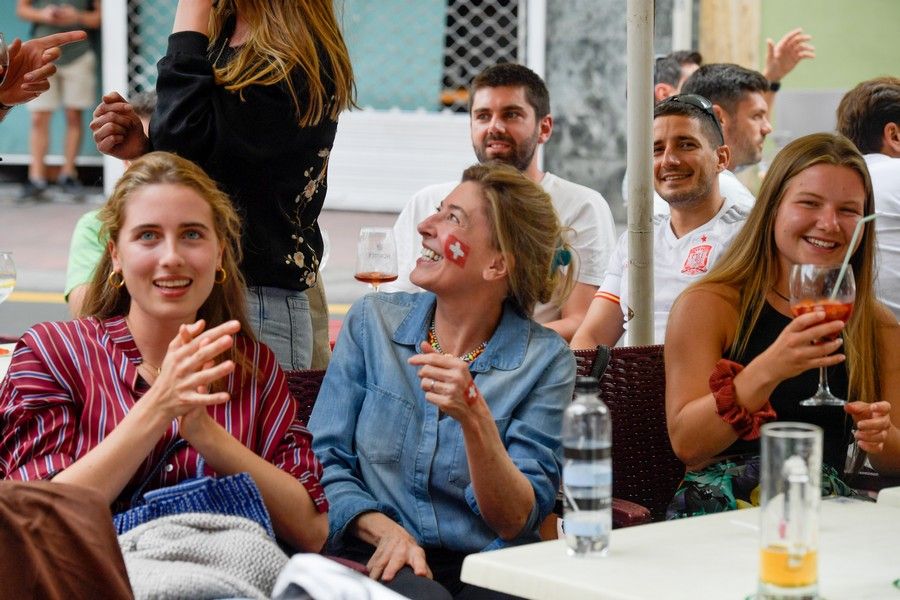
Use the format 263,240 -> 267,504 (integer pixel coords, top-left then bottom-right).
462,498 -> 900,599
0,343 -> 13,381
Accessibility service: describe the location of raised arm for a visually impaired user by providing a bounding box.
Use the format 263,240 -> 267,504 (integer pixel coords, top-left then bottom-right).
762,28 -> 815,109
0,30 -> 87,118
50,321 -> 238,502
408,341 -> 572,540
0,320 -> 236,503
664,287 -> 845,468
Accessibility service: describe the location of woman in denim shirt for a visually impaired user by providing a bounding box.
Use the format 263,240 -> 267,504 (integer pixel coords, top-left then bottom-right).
309,162 -> 577,599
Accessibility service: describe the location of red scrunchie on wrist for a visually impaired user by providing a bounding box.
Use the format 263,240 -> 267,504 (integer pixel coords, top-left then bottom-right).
710,359 -> 777,440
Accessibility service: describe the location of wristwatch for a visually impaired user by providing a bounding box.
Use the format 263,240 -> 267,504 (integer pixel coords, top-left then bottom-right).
768,81 -> 781,92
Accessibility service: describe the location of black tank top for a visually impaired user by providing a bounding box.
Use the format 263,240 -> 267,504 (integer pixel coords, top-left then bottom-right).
722,302 -> 852,471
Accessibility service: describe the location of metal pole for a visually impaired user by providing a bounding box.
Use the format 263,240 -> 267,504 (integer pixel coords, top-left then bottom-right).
101,0 -> 128,196
525,0 -> 547,171
672,0 -> 693,51
625,0 -> 654,346
525,0 -> 547,79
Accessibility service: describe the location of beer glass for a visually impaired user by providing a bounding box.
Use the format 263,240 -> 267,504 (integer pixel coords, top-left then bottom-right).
758,422 -> 822,600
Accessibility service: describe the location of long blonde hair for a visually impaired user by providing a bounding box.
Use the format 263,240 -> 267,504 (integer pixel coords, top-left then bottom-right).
82,152 -> 254,347
461,162 -> 575,314
693,133 -> 882,404
209,0 -> 356,127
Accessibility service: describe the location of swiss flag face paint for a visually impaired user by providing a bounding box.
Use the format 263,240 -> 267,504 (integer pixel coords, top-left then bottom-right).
466,382 -> 479,406
444,234 -> 470,268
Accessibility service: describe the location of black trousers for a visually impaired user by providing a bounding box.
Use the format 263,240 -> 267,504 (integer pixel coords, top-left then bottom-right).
339,539 -> 523,600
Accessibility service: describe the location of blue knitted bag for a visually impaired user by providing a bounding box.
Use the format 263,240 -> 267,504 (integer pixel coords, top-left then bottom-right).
113,442 -> 274,536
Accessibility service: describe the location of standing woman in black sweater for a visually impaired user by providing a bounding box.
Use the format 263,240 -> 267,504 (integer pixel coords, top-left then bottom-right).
91,0 -> 355,370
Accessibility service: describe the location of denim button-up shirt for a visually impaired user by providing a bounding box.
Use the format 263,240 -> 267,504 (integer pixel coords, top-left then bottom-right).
309,292 -> 575,553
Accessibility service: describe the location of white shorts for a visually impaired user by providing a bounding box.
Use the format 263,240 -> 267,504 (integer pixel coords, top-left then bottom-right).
28,49 -> 97,112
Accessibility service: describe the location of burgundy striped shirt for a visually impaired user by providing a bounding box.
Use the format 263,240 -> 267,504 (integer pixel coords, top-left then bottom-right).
0,316 -> 327,512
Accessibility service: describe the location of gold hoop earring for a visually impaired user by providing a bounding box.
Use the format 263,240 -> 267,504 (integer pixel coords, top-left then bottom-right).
107,270 -> 125,289
214,267 -> 227,284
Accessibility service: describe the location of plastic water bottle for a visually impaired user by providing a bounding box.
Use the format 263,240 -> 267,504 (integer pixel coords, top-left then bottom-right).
562,376 -> 612,557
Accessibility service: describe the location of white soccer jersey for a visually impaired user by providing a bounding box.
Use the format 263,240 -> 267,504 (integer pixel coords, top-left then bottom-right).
599,197 -> 749,343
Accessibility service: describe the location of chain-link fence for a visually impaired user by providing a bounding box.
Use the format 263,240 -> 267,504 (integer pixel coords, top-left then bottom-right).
125,1 -> 173,96
124,1 -> 523,112
441,0 -> 522,111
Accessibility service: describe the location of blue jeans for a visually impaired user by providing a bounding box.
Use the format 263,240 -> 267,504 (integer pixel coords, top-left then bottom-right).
245,286 -> 312,371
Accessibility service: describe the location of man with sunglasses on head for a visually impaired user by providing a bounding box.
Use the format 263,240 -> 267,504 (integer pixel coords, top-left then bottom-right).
571,95 -> 749,348
384,62 -> 617,342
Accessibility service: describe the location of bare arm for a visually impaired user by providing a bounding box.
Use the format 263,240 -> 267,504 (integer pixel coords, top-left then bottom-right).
848,309 -> 900,475
180,411 -> 328,552
665,288 -> 845,468
350,512 -> 432,582
570,294 -> 625,349
90,92 -> 150,159
543,282 -> 597,342
0,31 -> 87,113
173,0 -> 213,34
66,284 -> 88,318
761,28 -> 815,109
16,0 -> 54,24
409,344 -> 537,540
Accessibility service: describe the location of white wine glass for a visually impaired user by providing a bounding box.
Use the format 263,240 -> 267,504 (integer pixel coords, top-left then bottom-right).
0,252 -> 15,357
788,263 -> 855,407
0,252 -> 15,306
354,227 -> 398,292
0,33 -> 9,87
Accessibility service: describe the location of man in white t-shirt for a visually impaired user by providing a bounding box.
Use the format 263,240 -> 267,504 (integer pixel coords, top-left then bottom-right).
384,63 -> 616,341
572,95 -> 749,348
837,76 -> 900,320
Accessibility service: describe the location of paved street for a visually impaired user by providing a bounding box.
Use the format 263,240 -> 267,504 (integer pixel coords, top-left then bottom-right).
0,182 -> 396,338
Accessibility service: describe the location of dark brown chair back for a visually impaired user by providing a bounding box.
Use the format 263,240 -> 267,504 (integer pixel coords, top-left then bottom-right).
284,369 -> 326,426
574,345 -> 685,522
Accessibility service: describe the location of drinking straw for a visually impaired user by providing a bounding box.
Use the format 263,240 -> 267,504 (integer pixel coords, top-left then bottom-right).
830,214 -> 876,300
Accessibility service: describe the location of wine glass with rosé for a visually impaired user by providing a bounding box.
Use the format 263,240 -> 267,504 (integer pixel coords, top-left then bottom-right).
354,227 -> 398,291
789,263 -> 855,407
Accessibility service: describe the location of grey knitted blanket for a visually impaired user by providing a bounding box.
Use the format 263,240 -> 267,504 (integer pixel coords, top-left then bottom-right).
119,512 -> 289,600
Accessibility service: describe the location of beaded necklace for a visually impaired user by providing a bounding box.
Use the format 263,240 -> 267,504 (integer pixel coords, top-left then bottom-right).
428,318 -> 488,363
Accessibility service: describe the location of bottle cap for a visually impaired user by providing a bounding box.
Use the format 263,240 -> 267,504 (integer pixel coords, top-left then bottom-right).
574,376 -> 599,393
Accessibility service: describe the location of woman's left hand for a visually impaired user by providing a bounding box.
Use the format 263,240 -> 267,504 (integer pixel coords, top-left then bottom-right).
408,342 -> 483,423
176,327 -> 221,442
845,401 -> 893,453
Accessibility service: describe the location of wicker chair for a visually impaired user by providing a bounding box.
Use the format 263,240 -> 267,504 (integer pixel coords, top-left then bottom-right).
284,368 -> 369,574
574,344 -> 686,522
284,369 -> 326,426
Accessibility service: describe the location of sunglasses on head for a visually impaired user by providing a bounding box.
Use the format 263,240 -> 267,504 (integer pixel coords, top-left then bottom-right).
664,94 -> 725,145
